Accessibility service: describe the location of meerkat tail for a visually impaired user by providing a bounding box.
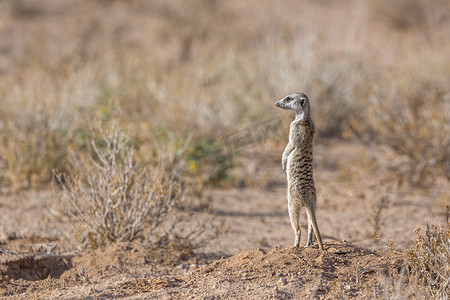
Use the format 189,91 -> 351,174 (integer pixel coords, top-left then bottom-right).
306,207 -> 323,250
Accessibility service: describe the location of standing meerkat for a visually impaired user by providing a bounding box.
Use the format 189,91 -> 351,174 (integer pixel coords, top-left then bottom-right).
275,93 -> 323,250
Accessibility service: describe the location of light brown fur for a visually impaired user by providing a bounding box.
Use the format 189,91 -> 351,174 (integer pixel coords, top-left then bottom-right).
276,93 -> 323,250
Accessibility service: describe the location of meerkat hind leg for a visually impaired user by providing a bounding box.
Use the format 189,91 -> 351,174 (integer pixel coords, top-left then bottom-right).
288,204 -> 301,247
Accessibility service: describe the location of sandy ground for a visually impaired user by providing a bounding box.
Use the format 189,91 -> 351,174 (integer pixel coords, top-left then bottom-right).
0,140 -> 448,299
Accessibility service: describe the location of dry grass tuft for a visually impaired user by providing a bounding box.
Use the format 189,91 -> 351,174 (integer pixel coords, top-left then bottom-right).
404,224 -> 450,298
364,223 -> 449,299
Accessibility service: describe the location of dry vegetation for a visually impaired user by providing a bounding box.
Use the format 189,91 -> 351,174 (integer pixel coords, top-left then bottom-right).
403,224 -> 450,298
0,0 -> 449,298
364,223 -> 450,299
55,123 -> 181,248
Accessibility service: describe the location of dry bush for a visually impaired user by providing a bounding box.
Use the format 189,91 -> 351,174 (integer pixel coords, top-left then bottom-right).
55,123 -> 212,249
350,54 -> 450,185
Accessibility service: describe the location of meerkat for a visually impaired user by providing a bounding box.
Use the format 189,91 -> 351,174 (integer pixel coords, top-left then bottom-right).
275,93 -> 323,250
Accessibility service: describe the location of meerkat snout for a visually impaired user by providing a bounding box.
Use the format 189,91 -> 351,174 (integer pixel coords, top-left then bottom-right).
275,99 -> 285,108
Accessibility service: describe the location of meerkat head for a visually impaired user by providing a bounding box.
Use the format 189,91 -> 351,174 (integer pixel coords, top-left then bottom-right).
275,93 -> 311,119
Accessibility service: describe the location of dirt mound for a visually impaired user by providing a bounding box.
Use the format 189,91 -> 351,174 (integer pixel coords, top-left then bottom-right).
198,241 -> 401,297
0,240 -> 403,299
204,241 -> 393,277
109,241 -> 402,299
0,240 -> 404,298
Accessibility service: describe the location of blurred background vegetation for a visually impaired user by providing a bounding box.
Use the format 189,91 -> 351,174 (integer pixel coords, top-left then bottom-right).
0,0 -> 448,192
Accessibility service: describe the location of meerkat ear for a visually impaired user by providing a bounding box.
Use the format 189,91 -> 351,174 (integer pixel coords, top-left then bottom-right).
300,98 -> 306,106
